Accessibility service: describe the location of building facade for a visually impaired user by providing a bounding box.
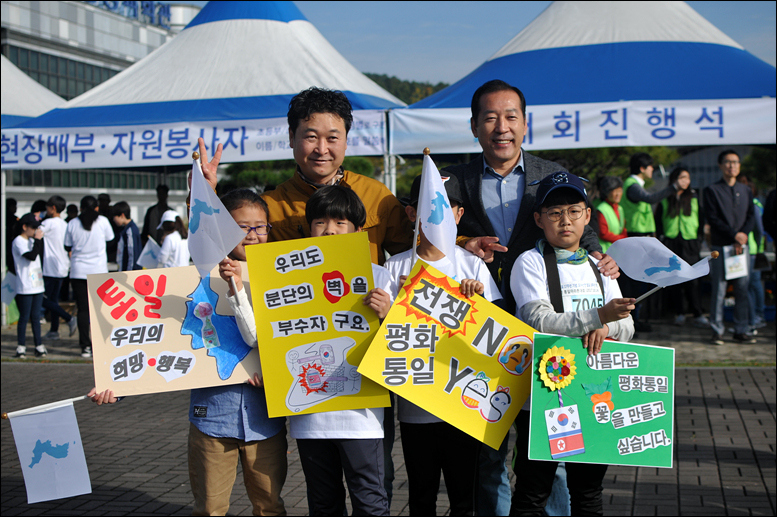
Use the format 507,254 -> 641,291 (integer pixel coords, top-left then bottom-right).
1,1 -> 200,220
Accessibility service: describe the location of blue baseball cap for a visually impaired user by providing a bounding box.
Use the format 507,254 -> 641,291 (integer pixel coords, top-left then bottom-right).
531,171 -> 589,211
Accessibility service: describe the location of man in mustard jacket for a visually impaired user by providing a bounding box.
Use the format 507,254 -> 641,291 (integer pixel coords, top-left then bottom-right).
264,87 -> 412,265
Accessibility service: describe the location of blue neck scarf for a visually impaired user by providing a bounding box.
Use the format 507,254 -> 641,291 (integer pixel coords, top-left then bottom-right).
535,239 -> 589,265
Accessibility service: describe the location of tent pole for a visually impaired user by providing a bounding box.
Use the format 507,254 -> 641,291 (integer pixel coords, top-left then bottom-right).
383,110 -> 396,195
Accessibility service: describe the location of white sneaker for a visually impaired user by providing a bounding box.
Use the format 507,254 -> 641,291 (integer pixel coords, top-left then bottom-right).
674,315 -> 686,326
68,317 -> 78,337
44,331 -> 60,340
15,347 -> 27,359
81,347 -> 92,358
693,315 -> 710,328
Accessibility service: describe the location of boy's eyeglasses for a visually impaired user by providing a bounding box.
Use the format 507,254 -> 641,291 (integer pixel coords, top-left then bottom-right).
541,207 -> 585,221
239,224 -> 272,236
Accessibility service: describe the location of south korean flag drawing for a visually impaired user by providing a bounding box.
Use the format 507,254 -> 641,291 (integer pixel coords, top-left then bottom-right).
545,405 -> 585,459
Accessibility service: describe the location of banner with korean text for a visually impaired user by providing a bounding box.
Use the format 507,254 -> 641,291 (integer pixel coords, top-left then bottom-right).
88,265 -> 261,396
1,110 -> 386,169
528,333 -> 675,468
245,232 -> 390,418
390,98 -> 776,154
359,260 -> 536,450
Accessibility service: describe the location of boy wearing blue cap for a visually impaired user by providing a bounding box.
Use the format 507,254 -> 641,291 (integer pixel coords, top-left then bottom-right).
508,171 -> 635,515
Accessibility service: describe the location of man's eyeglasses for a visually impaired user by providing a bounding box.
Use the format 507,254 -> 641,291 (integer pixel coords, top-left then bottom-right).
541,207 -> 585,221
239,224 -> 272,236
722,160 -> 740,166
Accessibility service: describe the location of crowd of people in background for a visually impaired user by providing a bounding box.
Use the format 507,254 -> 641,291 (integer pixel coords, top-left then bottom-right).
6,185 -> 191,359
591,148 -> 772,345
4,82 -> 775,517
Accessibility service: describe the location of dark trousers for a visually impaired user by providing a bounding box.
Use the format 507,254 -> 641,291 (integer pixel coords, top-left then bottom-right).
510,411 -> 607,516
296,437 -> 388,516
71,279 -> 91,350
43,276 -> 72,332
400,421 -> 479,516
16,293 -> 43,349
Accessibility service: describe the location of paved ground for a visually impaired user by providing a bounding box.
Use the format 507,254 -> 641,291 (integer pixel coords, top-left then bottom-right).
2,319 -> 775,515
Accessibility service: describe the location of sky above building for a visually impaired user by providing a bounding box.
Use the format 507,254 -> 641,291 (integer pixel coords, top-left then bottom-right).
180,1 -> 776,84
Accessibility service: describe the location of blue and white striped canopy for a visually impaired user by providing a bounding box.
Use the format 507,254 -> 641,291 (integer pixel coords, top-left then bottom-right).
3,1 -> 403,168
16,1 -> 402,129
391,1 -> 775,154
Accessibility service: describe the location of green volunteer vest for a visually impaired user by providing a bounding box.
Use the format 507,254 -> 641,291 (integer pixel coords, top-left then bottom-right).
621,176 -> 656,234
595,200 -> 624,253
748,198 -> 765,255
660,197 -> 699,241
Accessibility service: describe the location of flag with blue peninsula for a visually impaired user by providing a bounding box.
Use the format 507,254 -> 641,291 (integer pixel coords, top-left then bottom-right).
416,152 -> 458,273
606,237 -> 712,288
188,158 -> 247,279
8,401 -> 91,504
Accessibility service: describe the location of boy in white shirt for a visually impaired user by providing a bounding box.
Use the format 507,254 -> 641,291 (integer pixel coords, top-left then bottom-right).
509,171 -> 635,515
384,173 -> 501,516
40,195 -> 77,340
291,185 -> 394,516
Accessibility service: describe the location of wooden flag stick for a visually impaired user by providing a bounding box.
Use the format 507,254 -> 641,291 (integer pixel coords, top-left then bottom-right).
634,251 -> 719,304
411,147 -> 431,267
2,395 -> 89,420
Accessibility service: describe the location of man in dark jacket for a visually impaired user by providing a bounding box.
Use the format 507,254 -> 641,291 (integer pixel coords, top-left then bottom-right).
442,79 -> 617,517
703,149 -> 755,345
443,80 -> 615,314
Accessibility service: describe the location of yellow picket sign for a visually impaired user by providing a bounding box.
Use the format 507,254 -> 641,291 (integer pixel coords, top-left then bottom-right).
246,232 -> 390,418
358,260 -> 536,449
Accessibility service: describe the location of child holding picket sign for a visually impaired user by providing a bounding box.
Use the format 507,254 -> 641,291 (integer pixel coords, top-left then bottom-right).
90,189 -> 288,516
509,171 -> 635,515
280,185 -> 395,516
384,172 -> 502,516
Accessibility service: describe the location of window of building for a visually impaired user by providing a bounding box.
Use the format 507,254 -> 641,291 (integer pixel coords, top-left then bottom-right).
2,45 -> 120,100
9,168 -> 187,191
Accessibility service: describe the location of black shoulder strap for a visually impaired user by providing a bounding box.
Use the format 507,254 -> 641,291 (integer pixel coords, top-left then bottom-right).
544,246 -> 606,314
543,245 -> 564,314
589,258 -> 605,299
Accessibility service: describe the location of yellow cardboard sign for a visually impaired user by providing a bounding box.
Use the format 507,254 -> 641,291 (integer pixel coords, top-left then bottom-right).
358,260 -> 536,449
88,265 -> 261,396
246,232 -> 390,418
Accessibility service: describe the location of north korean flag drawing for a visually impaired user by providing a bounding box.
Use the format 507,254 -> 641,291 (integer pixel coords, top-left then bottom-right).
545,404 -> 585,459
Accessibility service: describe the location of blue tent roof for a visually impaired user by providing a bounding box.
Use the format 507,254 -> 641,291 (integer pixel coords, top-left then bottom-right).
412,42 -> 775,109
410,2 -> 775,110
14,1 -> 403,130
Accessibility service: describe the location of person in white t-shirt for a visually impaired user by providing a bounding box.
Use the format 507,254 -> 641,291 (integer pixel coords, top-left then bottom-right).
40,195 -> 77,340
282,185 -> 395,516
12,213 -> 47,358
64,195 -> 115,358
509,172 -> 635,516
157,210 -> 191,268
383,173 -> 501,516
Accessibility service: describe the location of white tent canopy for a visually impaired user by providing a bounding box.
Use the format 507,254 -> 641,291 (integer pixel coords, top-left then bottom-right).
1,1 -> 404,169
390,1 -> 776,155
1,55 -> 65,129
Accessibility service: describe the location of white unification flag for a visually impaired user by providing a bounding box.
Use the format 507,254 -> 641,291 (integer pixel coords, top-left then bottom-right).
8,401 -> 91,504
136,238 -> 161,269
188,159 -> 247,279
416,153 -> 458,272
606,237 -> 711,288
